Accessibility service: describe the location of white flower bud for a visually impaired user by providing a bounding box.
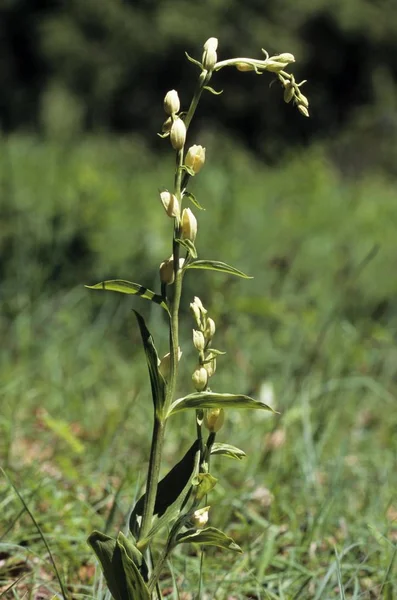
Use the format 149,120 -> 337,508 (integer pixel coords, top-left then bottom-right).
193,330 -> 205,352
192,366 -> 208,391
190,296 -> 207,328
298,104 -> 310,117
204,408 -> 224,433
185,145 -> 206,174
170,117 -> 186,150
193,296 -> 207,313
205,318 -> 216,341
192,506 -> 210,528
159,258 -> 175,285
203,37 -> 218,52
273,53 -> 295,65
297,93 -> 309,108
204,357 -> 216,378
283,83 -> 294,104
181,208 -> 197,242
160,191 -> 180,219
265,60 -> 287,73
164,90 -> 180,116
159,348 -> 182,380
202,37 -> 218,71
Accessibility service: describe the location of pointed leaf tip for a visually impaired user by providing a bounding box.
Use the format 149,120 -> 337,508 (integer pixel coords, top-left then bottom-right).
185,260 -> 252,279
168,391 -> 275,417
176,526 -> 242,553
86,280 -> 169,312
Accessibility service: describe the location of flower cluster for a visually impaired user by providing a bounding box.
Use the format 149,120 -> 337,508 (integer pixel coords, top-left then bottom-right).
158,89 -> 207,292
190,296 -> 224,433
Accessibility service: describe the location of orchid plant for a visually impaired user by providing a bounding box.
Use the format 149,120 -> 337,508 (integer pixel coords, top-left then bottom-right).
87,37 -> 309,599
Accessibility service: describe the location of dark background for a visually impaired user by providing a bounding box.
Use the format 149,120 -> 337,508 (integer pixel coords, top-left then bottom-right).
1,0 -> 397,170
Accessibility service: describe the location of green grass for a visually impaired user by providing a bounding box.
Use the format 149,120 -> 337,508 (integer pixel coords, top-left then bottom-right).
0,134 -> 396,598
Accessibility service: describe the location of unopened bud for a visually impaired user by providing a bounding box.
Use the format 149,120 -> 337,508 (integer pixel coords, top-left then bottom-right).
205,318 -> 216,341
193,296 -> 207,314
204,408 -> 224,432
298,104 -> 309,117
272,53 -> 295,65
159,348 -> 182,380
202,37 -> 218,71
181,208 -> 197,242
204,357 -> 216,378
203,37 -> 218,52
297,93 -> 309,109
190,296 -> 207,328
170,118 -> 186,150
236,62 -> 255,72
192,366 -> 208,391
160,191 -> 180,219
159,259 -> 175,285
192,506 -> 210,528
160,255 -> 185,285
283,83 -> 294,104
265,60 -> 287,73
185,145 -> 206,174
190,303 -> 202,328
193,330 -> 205,352
164,90 -> 180,116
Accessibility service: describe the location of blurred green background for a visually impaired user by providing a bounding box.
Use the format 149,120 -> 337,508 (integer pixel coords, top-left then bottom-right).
0,1 -> 396,598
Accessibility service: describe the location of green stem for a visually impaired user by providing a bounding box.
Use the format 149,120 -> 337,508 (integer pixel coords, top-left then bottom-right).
138,417 -> 165,544
140,66 -> 214,585
184,71 -> 212,130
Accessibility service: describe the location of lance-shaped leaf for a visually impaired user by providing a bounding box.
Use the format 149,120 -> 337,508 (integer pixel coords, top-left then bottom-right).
167,392 -> 275,417
118,536 -> 150,600
185,260 -> 252,279
144,445 -> 200,544
211,442 -> 246,461
130,440 -> 201,540
183,191 -> 205,210
86,280 -> 169,313
176,527 -> 242,553
175,238 -> 198,259
133,310 -> 166,417
88,531 -> 150,600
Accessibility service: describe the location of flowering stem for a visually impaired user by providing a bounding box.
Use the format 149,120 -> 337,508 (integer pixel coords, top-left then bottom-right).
138,416 -> 165,545
138,70 -> 210,556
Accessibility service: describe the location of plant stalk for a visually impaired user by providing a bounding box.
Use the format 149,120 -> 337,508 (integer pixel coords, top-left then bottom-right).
138,66 -> 212,569
139,417 -> 165,544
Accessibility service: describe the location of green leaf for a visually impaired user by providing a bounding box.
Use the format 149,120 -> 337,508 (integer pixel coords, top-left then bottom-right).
86,280 -> 169,312
118,536 -> 150,600
117,532 -> 147,579
211,443 -> 246,461
88,531 -> 150,600
176,238 -> 198,259
181,164 -> 196,177
203,85 -> 223,95
176,527 -> 242,553
167,392 -> 275,417
185,260 -> 252,279
130,440 -> 201,541
203,349 -> 226,361
133,310 -> 166,417
183,191 -> 205,210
